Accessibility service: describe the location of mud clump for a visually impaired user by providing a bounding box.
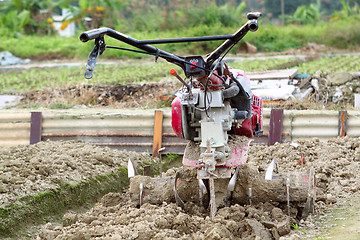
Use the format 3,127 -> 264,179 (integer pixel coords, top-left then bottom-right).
40,195 -> 291,240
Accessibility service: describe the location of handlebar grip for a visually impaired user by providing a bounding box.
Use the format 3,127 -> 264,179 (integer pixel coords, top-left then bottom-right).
79,28 -> 109,42
247,12 -> 262,20
248,19 -> 258,32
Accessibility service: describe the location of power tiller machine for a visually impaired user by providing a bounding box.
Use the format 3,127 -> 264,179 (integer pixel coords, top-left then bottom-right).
80,12 -> 263,218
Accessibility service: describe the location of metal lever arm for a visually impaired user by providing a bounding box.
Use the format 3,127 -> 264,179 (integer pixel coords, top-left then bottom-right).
84,36 -> 105,79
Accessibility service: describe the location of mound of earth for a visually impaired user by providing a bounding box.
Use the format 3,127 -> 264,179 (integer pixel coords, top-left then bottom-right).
20,78 -> 181,108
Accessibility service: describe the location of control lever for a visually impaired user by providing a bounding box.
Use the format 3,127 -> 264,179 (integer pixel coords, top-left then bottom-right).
84,36 -> 106,79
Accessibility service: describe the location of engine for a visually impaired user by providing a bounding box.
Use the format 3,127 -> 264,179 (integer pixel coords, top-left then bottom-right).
171,56 -> 263,178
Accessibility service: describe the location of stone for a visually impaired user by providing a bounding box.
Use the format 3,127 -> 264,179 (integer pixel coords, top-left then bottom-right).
0,51 -> 31,66
38,229 -> 61,240
204,223 -> 233,240
0,183 -> 7,193
276,217 -> 291,236
63,212 -> 79,227
272,207 -> 284,221
261,220 -> 277,229
327,72 -> 353,86
352,72 -> 360,78
272,227 -> 280,240
279,233 -> 301,240
238,42 -> 257,54
246,219 -> 272,240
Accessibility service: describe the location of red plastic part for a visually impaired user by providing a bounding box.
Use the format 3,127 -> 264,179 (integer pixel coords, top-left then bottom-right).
171,96 -> 183,138
190,61 -> 197,70
170,69 -> 177,76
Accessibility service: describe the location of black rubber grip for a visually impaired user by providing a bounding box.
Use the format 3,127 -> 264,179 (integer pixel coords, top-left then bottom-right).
80,28 -> 109,42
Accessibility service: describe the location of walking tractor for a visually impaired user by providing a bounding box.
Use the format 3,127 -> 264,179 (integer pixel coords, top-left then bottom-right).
80,12 -> 264,218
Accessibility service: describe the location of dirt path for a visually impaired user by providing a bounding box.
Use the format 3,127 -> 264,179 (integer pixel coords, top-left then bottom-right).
305,194 -> 360,239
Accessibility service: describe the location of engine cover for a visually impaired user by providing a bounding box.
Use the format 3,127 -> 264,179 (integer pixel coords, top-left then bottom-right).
171,96 -> 183,138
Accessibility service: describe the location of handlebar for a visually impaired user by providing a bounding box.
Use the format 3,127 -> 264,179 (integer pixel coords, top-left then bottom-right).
80,28 -> 108,42
205,12 -> 262,67
80,12 -> 261,78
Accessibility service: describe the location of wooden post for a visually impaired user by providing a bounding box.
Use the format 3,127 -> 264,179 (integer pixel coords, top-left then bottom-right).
143,165 -> 151,176
152,110 -> 163,158
268,109 -> 284,146
338,110 -> 347,137
30,112 -> 42,144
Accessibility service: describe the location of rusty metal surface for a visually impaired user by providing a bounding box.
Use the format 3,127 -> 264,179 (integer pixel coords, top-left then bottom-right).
30,112 -> 42,145
338,111 -> 347,137
268,109 -> 284,146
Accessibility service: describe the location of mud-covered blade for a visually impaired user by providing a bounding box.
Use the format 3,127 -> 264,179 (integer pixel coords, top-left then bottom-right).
174,171 -> 185,209
228,166 -> 240,191
128,158 -> 136,178
84,44 -> 100,79
265,157 -> 276,180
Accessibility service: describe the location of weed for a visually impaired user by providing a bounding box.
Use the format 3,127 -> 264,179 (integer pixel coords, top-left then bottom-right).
49,102 -> 72,109
166,153 -> 180,161
291,223 -> 300,231
291,223 -> 307,234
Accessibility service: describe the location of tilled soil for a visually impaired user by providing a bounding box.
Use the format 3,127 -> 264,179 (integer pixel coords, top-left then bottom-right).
26,137 -> 359,239
0,140 -> 155,208
1,137 -> 359,239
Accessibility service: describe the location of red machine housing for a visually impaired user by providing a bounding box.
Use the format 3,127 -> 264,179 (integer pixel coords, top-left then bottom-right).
171,96 -> 183,138
171,94 -> 263,139
233,94 -> 263,138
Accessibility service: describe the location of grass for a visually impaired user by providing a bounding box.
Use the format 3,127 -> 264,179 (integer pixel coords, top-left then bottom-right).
1,58 -> 299,92
0,61 -> 182,91
298,55 -> 360,73
228,57 -> 299,72
1,55 -> 356,93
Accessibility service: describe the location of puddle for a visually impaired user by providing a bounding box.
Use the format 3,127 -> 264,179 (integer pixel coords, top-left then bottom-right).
0,95 -> 22,109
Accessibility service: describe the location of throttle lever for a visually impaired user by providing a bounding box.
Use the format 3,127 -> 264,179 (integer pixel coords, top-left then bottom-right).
84,36 -> 105,79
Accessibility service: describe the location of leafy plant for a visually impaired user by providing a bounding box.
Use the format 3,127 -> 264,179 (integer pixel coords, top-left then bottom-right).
281,0 -> 324,25
0,0 -> 73,34
62,0 -> 128,31
330,0 -> 360,21
0,10 -> 30,35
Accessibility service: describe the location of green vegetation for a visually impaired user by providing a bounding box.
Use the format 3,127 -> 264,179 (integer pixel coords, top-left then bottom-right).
0,61 -> 182,91
0,1 -> 359,60
1,18 -> 360,60
3,54 -> 359,93
1,58 -> 300,91
298,55 -> 360,73
229,57 -> 299,71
